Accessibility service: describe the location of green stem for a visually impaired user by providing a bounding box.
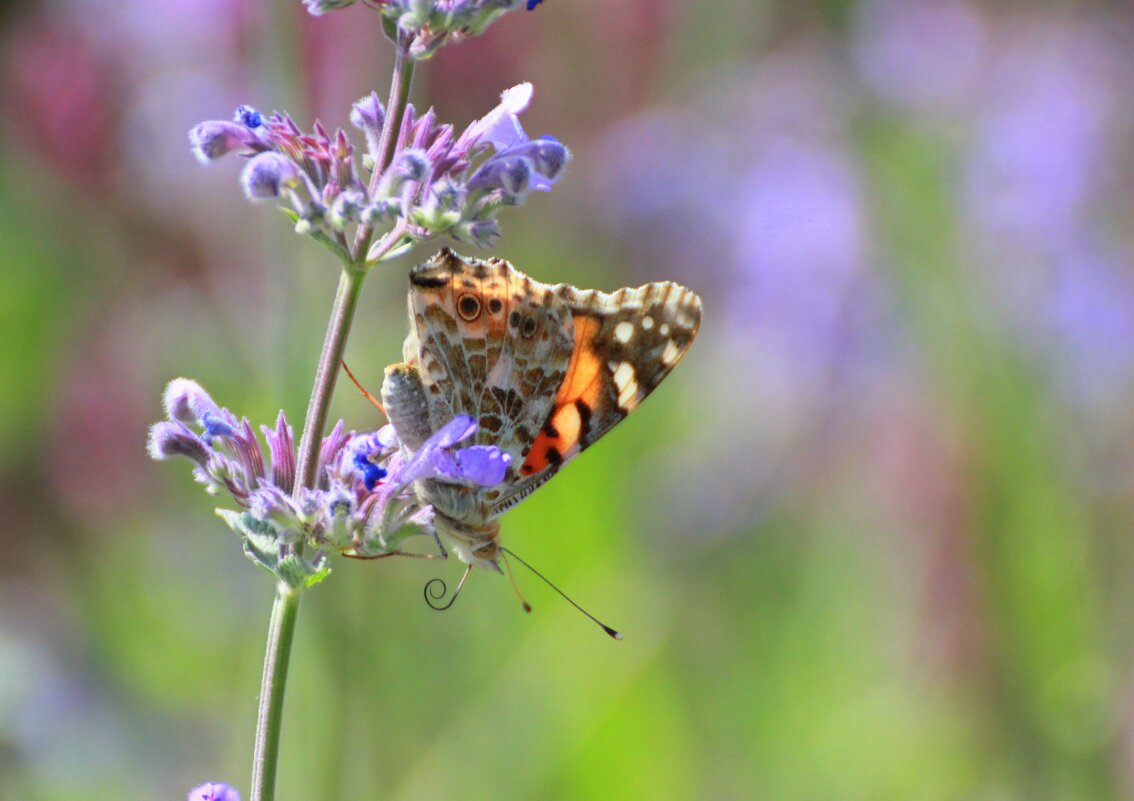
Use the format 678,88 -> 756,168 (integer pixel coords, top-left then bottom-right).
250,584 -> 302,801
247,36 -> 419,801
353,38 -> 416,262
291,265 -> 368,492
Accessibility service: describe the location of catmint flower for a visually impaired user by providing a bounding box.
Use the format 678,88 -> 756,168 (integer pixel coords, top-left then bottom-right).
349,91 -> 386,158
149,380 -> 511,575
190,83 -> 568,262
302,1 -> 547,59
240,152 -> 303,199
188,783 -> 240,801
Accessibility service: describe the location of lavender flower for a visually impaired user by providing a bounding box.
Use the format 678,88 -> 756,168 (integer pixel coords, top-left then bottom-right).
188,83 -> 568,263
852,0 -> 986,113
302,0 -> 546,60
188,783 -> 240,801
148,379 -> 511,581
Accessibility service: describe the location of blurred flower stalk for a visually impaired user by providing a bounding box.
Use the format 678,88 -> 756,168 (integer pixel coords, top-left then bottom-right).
149,2 -> 559,799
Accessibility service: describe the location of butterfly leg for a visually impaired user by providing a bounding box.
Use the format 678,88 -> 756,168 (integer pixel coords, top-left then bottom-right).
380,362 -> 434,453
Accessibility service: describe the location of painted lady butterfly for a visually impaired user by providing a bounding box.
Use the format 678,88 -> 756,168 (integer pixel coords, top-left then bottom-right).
382,248 -> 702,572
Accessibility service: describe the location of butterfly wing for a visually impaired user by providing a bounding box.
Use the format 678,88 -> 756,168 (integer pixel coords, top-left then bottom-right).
403,249 -> 576,499
490,279 -> 702,515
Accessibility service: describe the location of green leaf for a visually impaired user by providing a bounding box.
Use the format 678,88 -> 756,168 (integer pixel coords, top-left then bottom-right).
218,508 -> 282,575
277,552 -> 332,592
310,229 -> 352,263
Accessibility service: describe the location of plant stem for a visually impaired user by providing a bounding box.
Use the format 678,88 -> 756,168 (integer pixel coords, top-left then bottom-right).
353,37 -> 416,261
249,36 -> 418,801
250,584 -> 302,801
292,264 -> 368,492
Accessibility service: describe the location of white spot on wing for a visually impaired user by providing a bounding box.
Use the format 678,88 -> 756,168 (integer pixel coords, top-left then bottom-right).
614,321 -> 634,343
642,316 -> 654,330
612,361 -> 635,393
613,360 -> 639,409
660,323 -> 670,336
661,339 -> 681,366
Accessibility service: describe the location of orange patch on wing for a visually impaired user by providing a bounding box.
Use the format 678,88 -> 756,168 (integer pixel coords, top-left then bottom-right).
520,316 -> 604,475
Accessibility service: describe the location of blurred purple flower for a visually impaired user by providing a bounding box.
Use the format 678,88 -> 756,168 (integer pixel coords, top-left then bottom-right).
594,50 -> 886,548
190,83 -> 568,260
962,20 -> 1120,248
189,783 -> 240,801
149,379 -> 509,563
852,0 -> 986,113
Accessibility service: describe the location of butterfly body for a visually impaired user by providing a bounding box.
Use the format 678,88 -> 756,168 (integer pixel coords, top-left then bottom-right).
383,248 -> 701,570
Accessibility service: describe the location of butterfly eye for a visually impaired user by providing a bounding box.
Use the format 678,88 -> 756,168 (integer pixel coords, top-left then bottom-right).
521,315 -> 539,339
457,294 -> 481,321
487,298 -> 504,315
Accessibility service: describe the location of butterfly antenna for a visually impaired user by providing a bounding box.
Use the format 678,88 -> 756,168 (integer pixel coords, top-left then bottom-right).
501,551 -> 533,614
341,359 -> 387,418
424,564 -> 473,611
500,547 -> 623,640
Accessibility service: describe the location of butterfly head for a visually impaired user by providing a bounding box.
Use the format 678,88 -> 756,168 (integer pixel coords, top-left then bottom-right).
432,510 -> 504,573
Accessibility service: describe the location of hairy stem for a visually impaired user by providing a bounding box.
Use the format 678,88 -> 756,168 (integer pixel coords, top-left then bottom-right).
250,584 -> 301,801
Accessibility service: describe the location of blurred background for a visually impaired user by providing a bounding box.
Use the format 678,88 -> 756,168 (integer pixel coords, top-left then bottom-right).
2,0 -> 1134,798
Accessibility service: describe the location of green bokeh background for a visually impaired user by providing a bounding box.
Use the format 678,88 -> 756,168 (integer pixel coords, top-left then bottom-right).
2,1 -> 1133,799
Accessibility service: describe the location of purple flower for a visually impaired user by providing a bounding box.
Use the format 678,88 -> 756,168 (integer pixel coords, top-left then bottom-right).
189,121 -> 255,164
852,0 -> 986,113
188,783 -> 240,801
393,415 -> 511,487
962,21 -> 1117,249
190,84 -> 568,260
460,83 -> 533,151
349,91 -> 386,157
240,152 -> 304,200
150,380 -> 509,566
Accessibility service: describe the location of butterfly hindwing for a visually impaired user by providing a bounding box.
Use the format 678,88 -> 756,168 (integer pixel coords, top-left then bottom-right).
490,279 -> 702,514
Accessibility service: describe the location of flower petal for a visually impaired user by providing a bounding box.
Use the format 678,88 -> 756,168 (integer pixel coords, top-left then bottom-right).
431,415 -> 478,447
466,83 -> 534,151
454,445 -> 512,486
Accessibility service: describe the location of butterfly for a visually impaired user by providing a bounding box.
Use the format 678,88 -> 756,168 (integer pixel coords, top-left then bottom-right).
381,248 -> 701,573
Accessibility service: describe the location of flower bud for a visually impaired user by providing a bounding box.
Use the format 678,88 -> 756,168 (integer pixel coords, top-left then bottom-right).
240,152 -> 301,200
162,378 -> 220,425
147,422 -> 209,466
189,121 -> 251,163
468,155 -> 532,196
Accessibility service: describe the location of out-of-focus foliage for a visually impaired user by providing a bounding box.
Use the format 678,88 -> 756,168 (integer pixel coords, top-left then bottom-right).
3,1 -> 1134,799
